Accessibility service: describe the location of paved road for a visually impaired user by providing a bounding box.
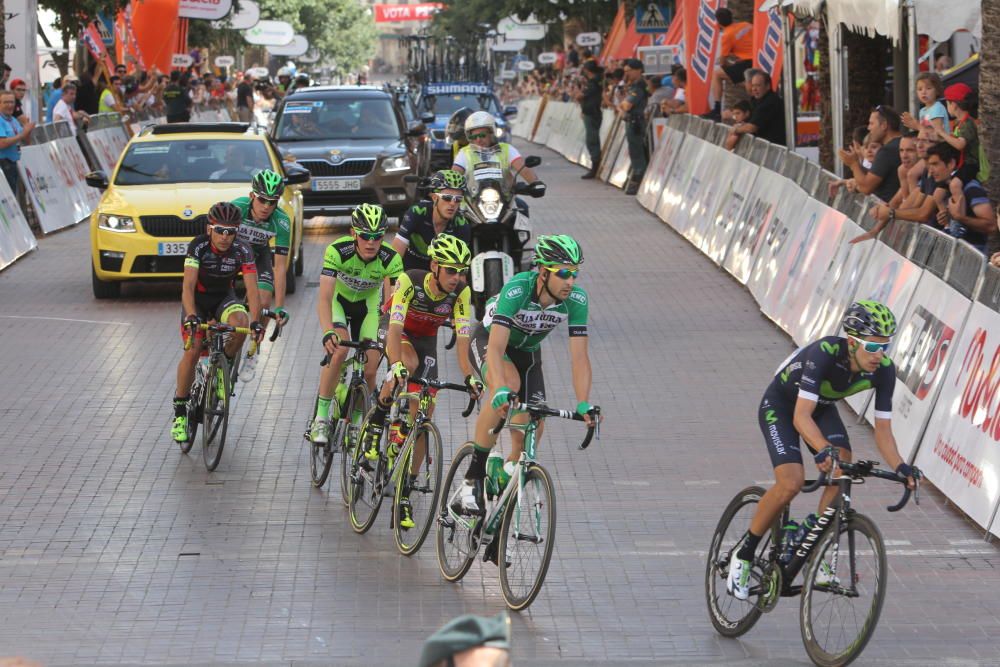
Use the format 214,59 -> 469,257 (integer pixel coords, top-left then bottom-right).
1,141 -> 999,666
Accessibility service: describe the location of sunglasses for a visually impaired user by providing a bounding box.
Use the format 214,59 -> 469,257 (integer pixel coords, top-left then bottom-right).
467,131 -> 491,140
355,231 -> 384,241
211,225 -> 238,236
848,334 -> 890,354
437,193 -> 463,203
440,266 -> 469,276
545,266 -> 580,279
256,196 -> 279,206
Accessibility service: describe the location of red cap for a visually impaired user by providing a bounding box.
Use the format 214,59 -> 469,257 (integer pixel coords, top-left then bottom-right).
943,82 -> 973,102
8,78 -> 25,90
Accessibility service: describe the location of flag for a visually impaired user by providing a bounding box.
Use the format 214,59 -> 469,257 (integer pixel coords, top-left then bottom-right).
753,0 -> 784,89
683,0 -> 721,115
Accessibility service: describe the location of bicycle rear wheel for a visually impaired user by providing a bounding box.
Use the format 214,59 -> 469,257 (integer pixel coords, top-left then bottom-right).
436,442 -> 479,582
800,513 -> 887,667
308,396 -> 334,488
393,421 -> 443,556
498,463 -> 557,611
348,409 -> 387,534
201,356 -> 231,472
339,380 -> 371,506
705,486 -> 768,638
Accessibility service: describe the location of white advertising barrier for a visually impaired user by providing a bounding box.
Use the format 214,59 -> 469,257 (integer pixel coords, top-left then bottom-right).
636,125 -> 685,211
512,99 -> 540,138
532,103 -> 555,146
700,152 -> 760,266
86,125 -> 130,174
608,122 -> 633,188
795,219 -> 877,346
54,136 -> 102,221
745,183 -> 811,305
0,173 -> 37,271
842,242 -> 923,417
598,119 -> 626,183
915,305 -> 1000,534
653,133 -> 710,230
682,142 -> 750,251
599,109 -> 615,148
720,168 -> 792,285
864,272 -> 971,460
18,144 -> 76,234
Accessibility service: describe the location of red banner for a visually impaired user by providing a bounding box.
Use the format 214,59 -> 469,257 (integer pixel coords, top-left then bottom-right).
753,0 -> 784,90
373,3 -> 443,22
683,0 -> 720,115
81,22 -> 118,77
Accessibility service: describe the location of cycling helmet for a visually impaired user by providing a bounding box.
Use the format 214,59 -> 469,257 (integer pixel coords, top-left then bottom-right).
251,169 -> 284,198
276,66 -> 293,78
533,235 -> 584,267
428,169 -> 467,192
464,110 -> 496,135
208,201 -> 243,226
842,300 -> 897,338
428,233 -> 472,267
446,106 -> 474,142
351,203 -> 388,234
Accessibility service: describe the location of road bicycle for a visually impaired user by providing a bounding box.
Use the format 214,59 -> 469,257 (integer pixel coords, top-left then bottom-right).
347,373 -> 476,555
305,339 -> 383,500
705,449 -> 920,667
436,400 -> 600,611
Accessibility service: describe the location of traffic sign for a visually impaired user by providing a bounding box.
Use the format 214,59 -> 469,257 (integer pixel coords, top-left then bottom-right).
635,3 -> 673,33
576,32 -> 601,47
172,53 -> 194,68
537,52 -> 557,65
214,55 -> 235,67
516,60 -> 536,72
637,45 -> 683,76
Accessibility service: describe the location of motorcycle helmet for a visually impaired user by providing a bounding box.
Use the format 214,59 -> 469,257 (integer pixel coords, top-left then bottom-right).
446,107 -> 474,143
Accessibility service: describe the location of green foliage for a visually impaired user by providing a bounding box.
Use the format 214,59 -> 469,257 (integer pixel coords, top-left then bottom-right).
40,0 -> 130,44
432,0 -> 617,49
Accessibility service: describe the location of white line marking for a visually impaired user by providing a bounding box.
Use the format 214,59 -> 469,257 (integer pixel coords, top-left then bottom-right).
0,315 -> 132,326
684,480 -> 720,487
613,480 -> 650,486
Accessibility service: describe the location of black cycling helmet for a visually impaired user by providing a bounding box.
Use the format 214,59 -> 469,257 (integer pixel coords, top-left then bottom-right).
208,201 -> 243,226
446,106 -> 474,143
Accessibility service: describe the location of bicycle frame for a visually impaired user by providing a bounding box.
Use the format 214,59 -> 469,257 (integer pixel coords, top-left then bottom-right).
773,488 -> 848,597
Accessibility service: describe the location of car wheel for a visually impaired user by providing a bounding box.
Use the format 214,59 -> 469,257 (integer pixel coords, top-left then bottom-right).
92,262 -> 121,299
295,240 -> 304,276
286,258 -> 297,295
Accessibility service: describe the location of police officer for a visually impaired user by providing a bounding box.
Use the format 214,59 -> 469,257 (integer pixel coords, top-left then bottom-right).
577,60 -> 604,180
618,58 -> 649,195
163,70 -> 191,124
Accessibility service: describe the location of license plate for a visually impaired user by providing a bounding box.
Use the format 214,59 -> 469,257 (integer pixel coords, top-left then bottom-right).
313,178 -> 361,192
158,242 -> 188,256
514,212 -> 531,231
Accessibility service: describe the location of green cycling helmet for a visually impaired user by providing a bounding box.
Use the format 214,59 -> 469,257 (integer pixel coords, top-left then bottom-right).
533,234 -> 584,267
251,168 -> 284,198
429,233 -> 472,267
842,300 -> 897,338
428,169 -> 467,193
351,203 -> 389,235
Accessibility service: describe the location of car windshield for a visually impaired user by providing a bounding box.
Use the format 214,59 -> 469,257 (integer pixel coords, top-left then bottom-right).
114,139 -> 273,186
422,93 -> 499,116
274,98 -> 401,140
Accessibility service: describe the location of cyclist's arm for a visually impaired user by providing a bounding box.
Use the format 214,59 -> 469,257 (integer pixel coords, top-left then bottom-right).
273,253 -> 287,309
181,262 -> 198,319
453,288 -> 474,378
272,212 -> 292,309
386,273 -> 414,366
568,335 -> 593,407
317,274 -> 336,333
792,397 -> 831,454
873,418 -> 903,472
484,324 -> 511,395
240,250 -> 261,322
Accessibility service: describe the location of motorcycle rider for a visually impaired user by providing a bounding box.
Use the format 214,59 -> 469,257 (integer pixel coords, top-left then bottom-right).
451,111 -> 545,194
446,107 -> 474,162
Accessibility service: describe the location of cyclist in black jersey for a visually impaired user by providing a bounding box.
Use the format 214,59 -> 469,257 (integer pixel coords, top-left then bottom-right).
392,170 -> 472,272
171,202 -> 265,442
727,301 -> 918,600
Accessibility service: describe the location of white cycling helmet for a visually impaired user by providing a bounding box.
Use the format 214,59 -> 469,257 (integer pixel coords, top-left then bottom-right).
277,66 -> 293,78
464,110 -> 496,135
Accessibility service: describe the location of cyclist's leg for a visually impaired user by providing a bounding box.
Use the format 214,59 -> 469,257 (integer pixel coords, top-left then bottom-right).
506,348 -> 544,464
403,335 -> 433,475
314,295 -> 352,424
255,246 -> 274,312
471,328 -> 521,451
173,302 -> 211,438
218,295 -> 249,359
810,407 -> 853,513
359,292 -> 382,390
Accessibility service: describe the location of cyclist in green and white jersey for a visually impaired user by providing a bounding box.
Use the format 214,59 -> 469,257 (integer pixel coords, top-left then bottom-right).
308,204 -> 404,445
231,169 -> 292,324
453,235 -> 600,514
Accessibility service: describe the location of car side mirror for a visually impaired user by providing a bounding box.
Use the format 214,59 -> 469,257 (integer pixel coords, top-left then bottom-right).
283,163 -> 311,185
523,156 -> 541,168
503,105 -> 518,118
406,121 -> 427,137
85,170 -> 109,190
420,112 -> 435,125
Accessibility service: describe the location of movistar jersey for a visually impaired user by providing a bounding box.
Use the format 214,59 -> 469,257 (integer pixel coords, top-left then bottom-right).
321,236 -> 403,303
231,196 -> 291,254
769,336 -> 895,419
482,271 -> 588,352
396,201 -> 471,272
388,269 -> 472,338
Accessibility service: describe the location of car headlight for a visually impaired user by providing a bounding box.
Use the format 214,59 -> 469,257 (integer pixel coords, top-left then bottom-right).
478,188 -> 502,220
98,213 -> 136,232
381,155 -> 410,173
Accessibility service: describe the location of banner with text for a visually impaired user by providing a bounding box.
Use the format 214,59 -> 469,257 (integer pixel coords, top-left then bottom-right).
0,172 -> 37,271
683,0 -> 721,115
374,3 -> 443,22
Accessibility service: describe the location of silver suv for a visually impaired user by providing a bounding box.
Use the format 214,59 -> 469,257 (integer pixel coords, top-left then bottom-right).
270,86 -> 431,218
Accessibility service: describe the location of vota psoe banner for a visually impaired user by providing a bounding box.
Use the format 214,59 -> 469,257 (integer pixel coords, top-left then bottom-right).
916,304 -> 1000,534
867,271 -> 971,460
683,0 -> 720,115
374,3 -> 443,22
753,0 -> 784,89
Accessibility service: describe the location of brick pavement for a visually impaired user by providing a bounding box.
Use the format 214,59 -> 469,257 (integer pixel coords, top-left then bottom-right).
0,141 -> 998,666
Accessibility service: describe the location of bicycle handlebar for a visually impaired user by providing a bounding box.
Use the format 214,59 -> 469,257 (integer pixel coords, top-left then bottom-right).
319,339 -> 384,366
260,308 -> 282,342
490,400 -> 601,449
801,449 -> 921,512
183,322 -> 253,350
404,375 -> 479,417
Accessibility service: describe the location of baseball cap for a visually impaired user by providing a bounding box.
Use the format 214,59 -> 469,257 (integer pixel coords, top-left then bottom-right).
624,58 -> 644,71
943,82 -> 973,102
418,612 -> 511,667
9,78 -> 26,90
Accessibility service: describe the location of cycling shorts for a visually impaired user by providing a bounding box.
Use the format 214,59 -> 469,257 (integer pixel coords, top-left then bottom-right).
333,293 -> 378,342
469,323 -> 545,405
378,312 -> 438,382
180,292 -> 246,343
759,386 -> 851,468
251,245 -> 274,292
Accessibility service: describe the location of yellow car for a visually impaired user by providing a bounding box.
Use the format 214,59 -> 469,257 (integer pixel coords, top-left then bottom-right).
87,123 -> 310,299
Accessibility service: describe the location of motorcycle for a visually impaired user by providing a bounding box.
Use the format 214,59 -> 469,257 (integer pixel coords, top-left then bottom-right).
462,149 -> 545,320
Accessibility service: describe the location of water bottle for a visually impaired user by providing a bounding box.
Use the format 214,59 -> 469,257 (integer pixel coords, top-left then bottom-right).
241,351 -> 257,382
779,519 -> 800,565
485,452 -> 505,499
792,513 -> 819,552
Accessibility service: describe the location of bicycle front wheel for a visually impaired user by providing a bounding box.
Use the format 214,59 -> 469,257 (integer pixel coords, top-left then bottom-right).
348,409 -> 387,534
705,486 -> 768,638
339,381 -> 371,506
180,381 -> 201,454
308,396 -> 334,488
800,513 -> 887,667
436,442 -> 479,582
393,421 -> 443,556
201,356 -> 231,472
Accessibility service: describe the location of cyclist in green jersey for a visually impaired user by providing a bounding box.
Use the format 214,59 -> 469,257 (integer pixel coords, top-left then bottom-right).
231,169 -> 292,325
308,204 -> 404,445
454,235 -> 600,514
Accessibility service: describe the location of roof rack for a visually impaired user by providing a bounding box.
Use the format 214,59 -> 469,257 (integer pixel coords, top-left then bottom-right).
147,123 -> 252,135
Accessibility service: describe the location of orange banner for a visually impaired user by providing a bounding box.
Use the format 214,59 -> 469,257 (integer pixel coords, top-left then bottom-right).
752,0 -> 784,89
683,0 -> 721,115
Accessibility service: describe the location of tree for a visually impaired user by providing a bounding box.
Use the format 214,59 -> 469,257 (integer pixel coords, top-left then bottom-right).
39,0 -> 130,75
980,0 -> 1000,242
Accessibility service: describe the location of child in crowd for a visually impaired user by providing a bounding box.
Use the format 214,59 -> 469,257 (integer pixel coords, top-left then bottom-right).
934,83 -> 985,186
902,72 -> 949,135
729,100 -> 751,125
862,134 -> 882,170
